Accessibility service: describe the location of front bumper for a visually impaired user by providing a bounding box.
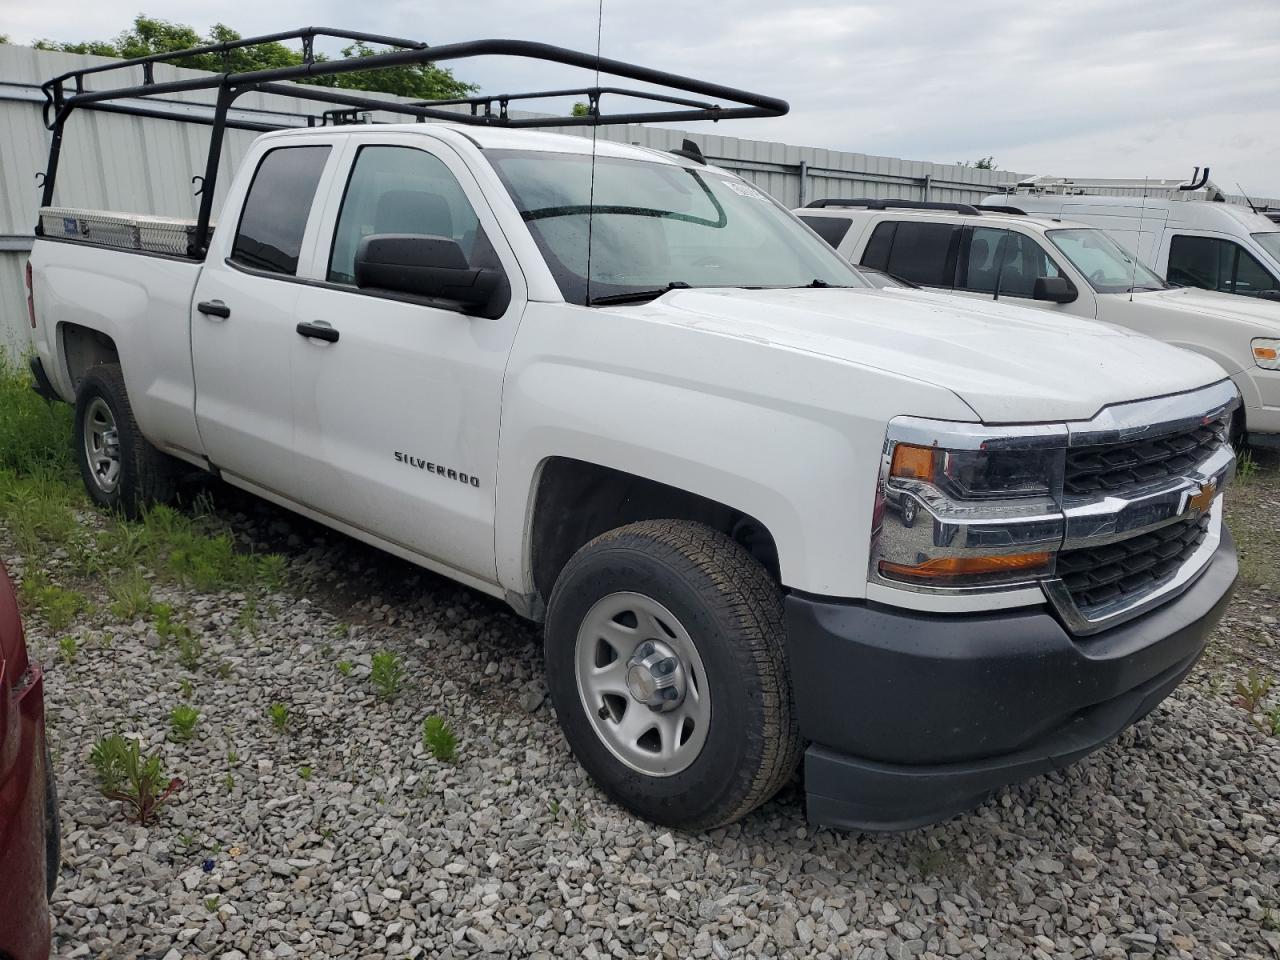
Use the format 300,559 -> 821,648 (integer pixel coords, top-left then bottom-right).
787,528 -> 1237,832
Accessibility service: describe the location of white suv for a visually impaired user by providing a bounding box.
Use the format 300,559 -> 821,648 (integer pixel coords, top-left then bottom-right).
796,199 -> 1280,448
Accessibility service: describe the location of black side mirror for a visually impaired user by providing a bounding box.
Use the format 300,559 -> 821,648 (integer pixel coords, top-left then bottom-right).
354,234 -> 508,317
1033,276 -> 1077,304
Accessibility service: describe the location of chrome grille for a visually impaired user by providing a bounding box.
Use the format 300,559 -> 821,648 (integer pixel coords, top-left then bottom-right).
1063,416 -> 1229,498
1056,512 -> 1211,615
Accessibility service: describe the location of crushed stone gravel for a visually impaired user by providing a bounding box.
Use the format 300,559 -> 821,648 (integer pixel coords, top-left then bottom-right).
8,475 -> 1279,960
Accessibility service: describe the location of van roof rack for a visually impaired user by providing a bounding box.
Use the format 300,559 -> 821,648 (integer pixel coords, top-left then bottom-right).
36,26 -> 788,256
804,198 -> 982,216
975,204 -> 1026,215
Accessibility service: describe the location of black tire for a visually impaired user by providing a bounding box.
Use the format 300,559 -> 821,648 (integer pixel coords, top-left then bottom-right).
73,363 -> 176,519
544,519 -> 801,830
43,741 -> 60,900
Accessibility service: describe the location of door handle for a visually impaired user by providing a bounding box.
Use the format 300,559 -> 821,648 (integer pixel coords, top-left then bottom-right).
296,321 -> 339,344
197,300 -> 231,319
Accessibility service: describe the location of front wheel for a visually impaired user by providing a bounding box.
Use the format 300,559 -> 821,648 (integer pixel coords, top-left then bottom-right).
73,364 -> 176,519
544,520 -> 801,830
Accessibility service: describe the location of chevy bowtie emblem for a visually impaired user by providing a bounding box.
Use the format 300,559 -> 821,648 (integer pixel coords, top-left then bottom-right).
1186,479 -> 1217,515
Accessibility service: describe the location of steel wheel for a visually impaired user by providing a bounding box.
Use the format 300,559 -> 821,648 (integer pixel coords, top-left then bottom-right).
574,591 -> 711,777
83,396 -> 121,494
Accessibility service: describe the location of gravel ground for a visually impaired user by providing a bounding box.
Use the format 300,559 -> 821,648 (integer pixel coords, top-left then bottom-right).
9,458 -> 1280,960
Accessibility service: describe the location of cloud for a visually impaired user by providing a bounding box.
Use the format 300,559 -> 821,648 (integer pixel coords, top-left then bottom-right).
6,0 -> 1280,195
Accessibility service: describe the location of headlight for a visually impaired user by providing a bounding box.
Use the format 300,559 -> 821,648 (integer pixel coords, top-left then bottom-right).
871,419 -> 1067,592
1254,338 -> 1280,370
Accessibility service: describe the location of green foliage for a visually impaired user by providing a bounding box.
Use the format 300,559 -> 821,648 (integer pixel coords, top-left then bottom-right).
58,635 -> 78,665
422,714 -> 458,762
36,16 -> 476,99
89,734 -> 183,824
571,101 -> 591,117
204,895 -> 220,913
959,156 -> 996,170
370,650 -> 405,701
1236,450 -> 1258,482
1265,706 -> 1280,738
299,765 -> 313,781
268,702 -> 289,732
19,574 -> 88,630
179,677 -> 194,699
108,570 -> 154,620
1236,668 -> 1274,713
336,660 -> 353,677
216,661 -> 233,680
169,704 -> 199,741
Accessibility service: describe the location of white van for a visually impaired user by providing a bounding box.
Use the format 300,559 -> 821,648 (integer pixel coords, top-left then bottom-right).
987,182 -> 1280,302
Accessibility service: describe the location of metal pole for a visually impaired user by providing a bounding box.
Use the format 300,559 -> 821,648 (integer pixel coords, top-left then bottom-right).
193,84 -> 236,258
798,160 -> 808,207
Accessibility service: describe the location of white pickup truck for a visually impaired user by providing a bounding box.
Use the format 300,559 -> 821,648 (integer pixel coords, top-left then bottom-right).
26,121 -> 1243,831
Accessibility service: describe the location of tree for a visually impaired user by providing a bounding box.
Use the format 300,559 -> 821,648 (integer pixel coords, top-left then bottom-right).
35,16 -> 475,100
958,156 -> 996,170
0,34 -> 11,45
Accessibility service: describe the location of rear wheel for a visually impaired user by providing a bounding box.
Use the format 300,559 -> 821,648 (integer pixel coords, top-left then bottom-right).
544,519 -> 801,829
73,364 -> 176,518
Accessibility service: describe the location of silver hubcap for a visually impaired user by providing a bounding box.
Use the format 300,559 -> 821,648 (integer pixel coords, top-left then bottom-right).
575,592 -> 711,777
83,397 -> 121,494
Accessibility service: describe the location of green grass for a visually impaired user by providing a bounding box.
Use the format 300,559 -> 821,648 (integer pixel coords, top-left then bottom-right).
1,360 -> 286,597
169,704 -> 200,742
268,702 -> 289,733
108,570 -> 154,621
370,651 -> 405,701
58,635 -> 78,666
422,714 -> 458,762
20,573 -> 88,630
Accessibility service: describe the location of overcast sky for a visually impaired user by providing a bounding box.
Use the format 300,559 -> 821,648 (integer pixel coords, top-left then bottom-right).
5,0 -> 1280,196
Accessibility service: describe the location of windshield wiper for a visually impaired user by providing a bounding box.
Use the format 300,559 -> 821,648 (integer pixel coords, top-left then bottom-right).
588,281 -> 691,306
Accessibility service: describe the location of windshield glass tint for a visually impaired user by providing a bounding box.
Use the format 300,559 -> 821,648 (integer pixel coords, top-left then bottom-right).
1046,228 -> 1165,293
487,150 -> 865,304
1252,232 -> 1280,261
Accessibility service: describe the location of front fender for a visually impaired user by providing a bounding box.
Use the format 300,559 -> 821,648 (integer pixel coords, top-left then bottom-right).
495,303 -> 976,598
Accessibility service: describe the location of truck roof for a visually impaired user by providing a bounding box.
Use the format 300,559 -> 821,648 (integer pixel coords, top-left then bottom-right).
796,205 -> 1088,234
259,122 -> 697,166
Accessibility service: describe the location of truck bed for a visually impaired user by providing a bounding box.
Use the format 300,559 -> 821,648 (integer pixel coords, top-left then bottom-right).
38,207 -> 211,259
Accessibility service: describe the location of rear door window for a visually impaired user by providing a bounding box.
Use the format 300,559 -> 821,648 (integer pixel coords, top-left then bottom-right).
1168,235 -> 1280,297
799,215 -> 853,250
866,221 -> 958,287
231,146 -> 331,276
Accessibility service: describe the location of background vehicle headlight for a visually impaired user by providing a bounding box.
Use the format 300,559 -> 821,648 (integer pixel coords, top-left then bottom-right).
871,421 -> 1067,592
1253,338 -> 1280,370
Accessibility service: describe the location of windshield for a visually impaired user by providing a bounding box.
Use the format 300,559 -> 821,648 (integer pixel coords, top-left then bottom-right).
1252,232 -> 1280,262
487,149 -> 866,305
1046,228 -> 1166,293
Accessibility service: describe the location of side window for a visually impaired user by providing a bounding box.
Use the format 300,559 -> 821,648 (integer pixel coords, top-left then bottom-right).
961,226 -> 1004,293
328,145 -> 487,285
1232,248 -> 1279,297
1168,235 -> 1234,292
883,221 -> 959,287
961,228 -> 1063,297
231,146 -> 331,276
799,215 -> 852,250
859,222 -> 896,271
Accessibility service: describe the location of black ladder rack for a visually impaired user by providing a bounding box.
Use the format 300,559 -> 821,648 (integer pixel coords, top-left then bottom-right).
37,27 -> 789,257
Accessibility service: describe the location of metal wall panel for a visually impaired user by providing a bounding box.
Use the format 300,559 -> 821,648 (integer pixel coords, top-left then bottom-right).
4,44 -> 1278,359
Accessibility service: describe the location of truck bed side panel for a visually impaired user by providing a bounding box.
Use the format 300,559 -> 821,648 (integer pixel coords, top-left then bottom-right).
30,240 -> 204,460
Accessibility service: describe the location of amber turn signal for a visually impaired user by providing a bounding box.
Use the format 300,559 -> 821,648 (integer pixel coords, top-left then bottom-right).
890,444 -> 936,481
879,552 -> 1051,582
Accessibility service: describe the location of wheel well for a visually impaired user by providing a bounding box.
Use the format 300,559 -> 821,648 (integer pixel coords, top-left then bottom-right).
529,457 -> 781,603
60,324 -> 120,392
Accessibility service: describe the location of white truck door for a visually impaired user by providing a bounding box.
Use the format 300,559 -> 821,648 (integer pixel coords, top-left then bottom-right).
289,138 -> 526,583
190,143 -> 337,494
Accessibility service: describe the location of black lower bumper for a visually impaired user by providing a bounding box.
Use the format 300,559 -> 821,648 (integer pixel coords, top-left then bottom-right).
787,529 -> 1238,831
